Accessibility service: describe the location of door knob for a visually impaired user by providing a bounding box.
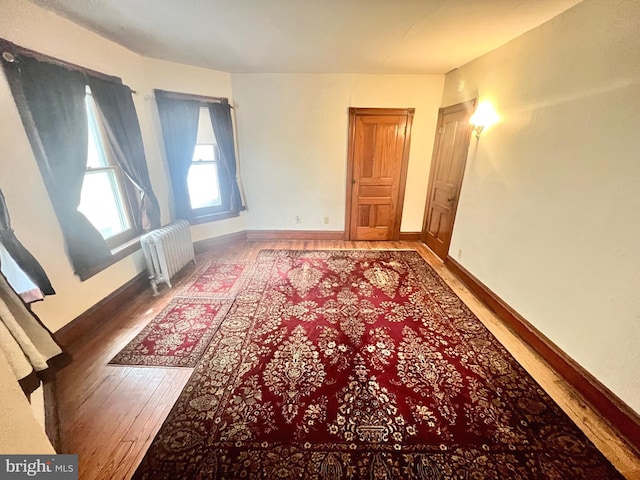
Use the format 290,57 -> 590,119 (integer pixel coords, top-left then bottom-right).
447,197 -> 455,202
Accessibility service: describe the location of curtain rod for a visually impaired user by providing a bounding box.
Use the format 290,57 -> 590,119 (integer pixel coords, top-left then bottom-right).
0,38 -> 123,85
154,89 -> 232,107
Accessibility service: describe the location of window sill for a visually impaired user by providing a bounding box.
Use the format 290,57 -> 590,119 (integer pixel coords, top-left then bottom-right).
77,210 -> 240,281
78,235 -> 142,281
189,210 -> 239,226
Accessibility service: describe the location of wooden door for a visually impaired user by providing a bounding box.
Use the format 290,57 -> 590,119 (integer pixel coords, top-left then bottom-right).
346,108 -> 414,240
422,101 -> 475,260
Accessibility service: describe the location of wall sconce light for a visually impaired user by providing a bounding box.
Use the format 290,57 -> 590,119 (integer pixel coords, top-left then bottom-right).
471,124 -> 485,138
469,101 -> 499,139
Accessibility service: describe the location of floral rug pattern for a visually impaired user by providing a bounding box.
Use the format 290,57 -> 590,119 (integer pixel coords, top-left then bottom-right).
132,250 -> 622,479
174,261 -> 250,299
110,261 -> 249,367
109,299 -> 232,367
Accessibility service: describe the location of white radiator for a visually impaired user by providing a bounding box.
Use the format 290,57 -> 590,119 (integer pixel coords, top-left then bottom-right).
140,220 -> 195,295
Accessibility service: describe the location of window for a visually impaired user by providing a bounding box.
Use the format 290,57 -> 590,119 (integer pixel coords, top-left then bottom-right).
77,87 -> 137,247
188,144 -> 221,209
155,90 -> 242,224
4,48 -> 160,280
187,107 -> 230,219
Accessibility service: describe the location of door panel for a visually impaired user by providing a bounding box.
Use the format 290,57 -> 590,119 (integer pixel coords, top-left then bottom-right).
346,108 -> 414,240
422,101 -> 475,260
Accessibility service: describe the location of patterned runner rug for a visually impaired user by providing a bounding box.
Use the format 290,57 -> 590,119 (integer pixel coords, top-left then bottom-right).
174,260 -> 251,299
133,250 -> 622,479
109,298 -> 233,367
110,261 -> 248,367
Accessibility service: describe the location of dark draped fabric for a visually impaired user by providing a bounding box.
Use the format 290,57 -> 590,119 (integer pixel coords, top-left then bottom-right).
87,77 -> 161,231
0,188 -> 55,296
155,93 -> 200,220
208,102 -> 244,213
2,56 -> 112,276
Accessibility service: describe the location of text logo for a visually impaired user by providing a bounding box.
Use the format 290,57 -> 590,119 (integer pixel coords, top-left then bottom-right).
0,455 -> 77,479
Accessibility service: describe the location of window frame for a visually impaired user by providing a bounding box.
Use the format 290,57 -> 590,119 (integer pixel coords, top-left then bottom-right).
82,88 -> 140,248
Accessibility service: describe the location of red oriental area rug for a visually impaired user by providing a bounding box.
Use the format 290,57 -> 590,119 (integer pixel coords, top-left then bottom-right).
132,250 -> 623,479
110,298 -> 232,367
175,261 -> 251,299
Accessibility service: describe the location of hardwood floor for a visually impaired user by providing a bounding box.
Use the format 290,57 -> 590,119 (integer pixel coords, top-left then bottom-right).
55,240 -> 640,479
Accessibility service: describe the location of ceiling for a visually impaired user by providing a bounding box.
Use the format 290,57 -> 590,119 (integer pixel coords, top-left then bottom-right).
32,0 -> 583,74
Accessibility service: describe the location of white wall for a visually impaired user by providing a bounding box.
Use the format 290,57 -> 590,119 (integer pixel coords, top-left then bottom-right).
232,74 -> 444,232
0,0 -> 242,332
442,0 -> 640,413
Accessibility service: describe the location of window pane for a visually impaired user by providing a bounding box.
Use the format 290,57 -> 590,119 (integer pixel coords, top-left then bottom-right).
187,162 -> 222,209
193,144 -> 216,162
78,170 -> 132,240
85,90 -> 108,168
196,107 -> 217,144
86,121 -> 104,169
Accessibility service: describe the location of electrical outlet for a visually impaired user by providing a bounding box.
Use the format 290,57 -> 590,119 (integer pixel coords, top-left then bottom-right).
295,216 -> 302,224
457,249 -> 463,260
324,216 -> 329,225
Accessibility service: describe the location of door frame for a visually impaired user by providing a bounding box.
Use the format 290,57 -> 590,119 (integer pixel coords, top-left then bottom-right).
344,107 -> 415,240
421,99 -> 476,254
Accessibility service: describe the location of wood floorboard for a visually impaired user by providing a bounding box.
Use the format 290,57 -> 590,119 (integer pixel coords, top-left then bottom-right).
55,240 -> 640,479
119,370 -> 191,443
79,371 -> 161,456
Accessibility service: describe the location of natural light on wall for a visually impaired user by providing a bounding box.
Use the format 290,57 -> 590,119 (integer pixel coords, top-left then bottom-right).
469,101 -> 500,138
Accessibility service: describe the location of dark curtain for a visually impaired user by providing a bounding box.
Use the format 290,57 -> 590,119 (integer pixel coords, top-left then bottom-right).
87,77 -> 161,230
155,93 -> 200,220
0,187 -> 55,296
208,102 -> 244,213
2,56 -> 112,275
